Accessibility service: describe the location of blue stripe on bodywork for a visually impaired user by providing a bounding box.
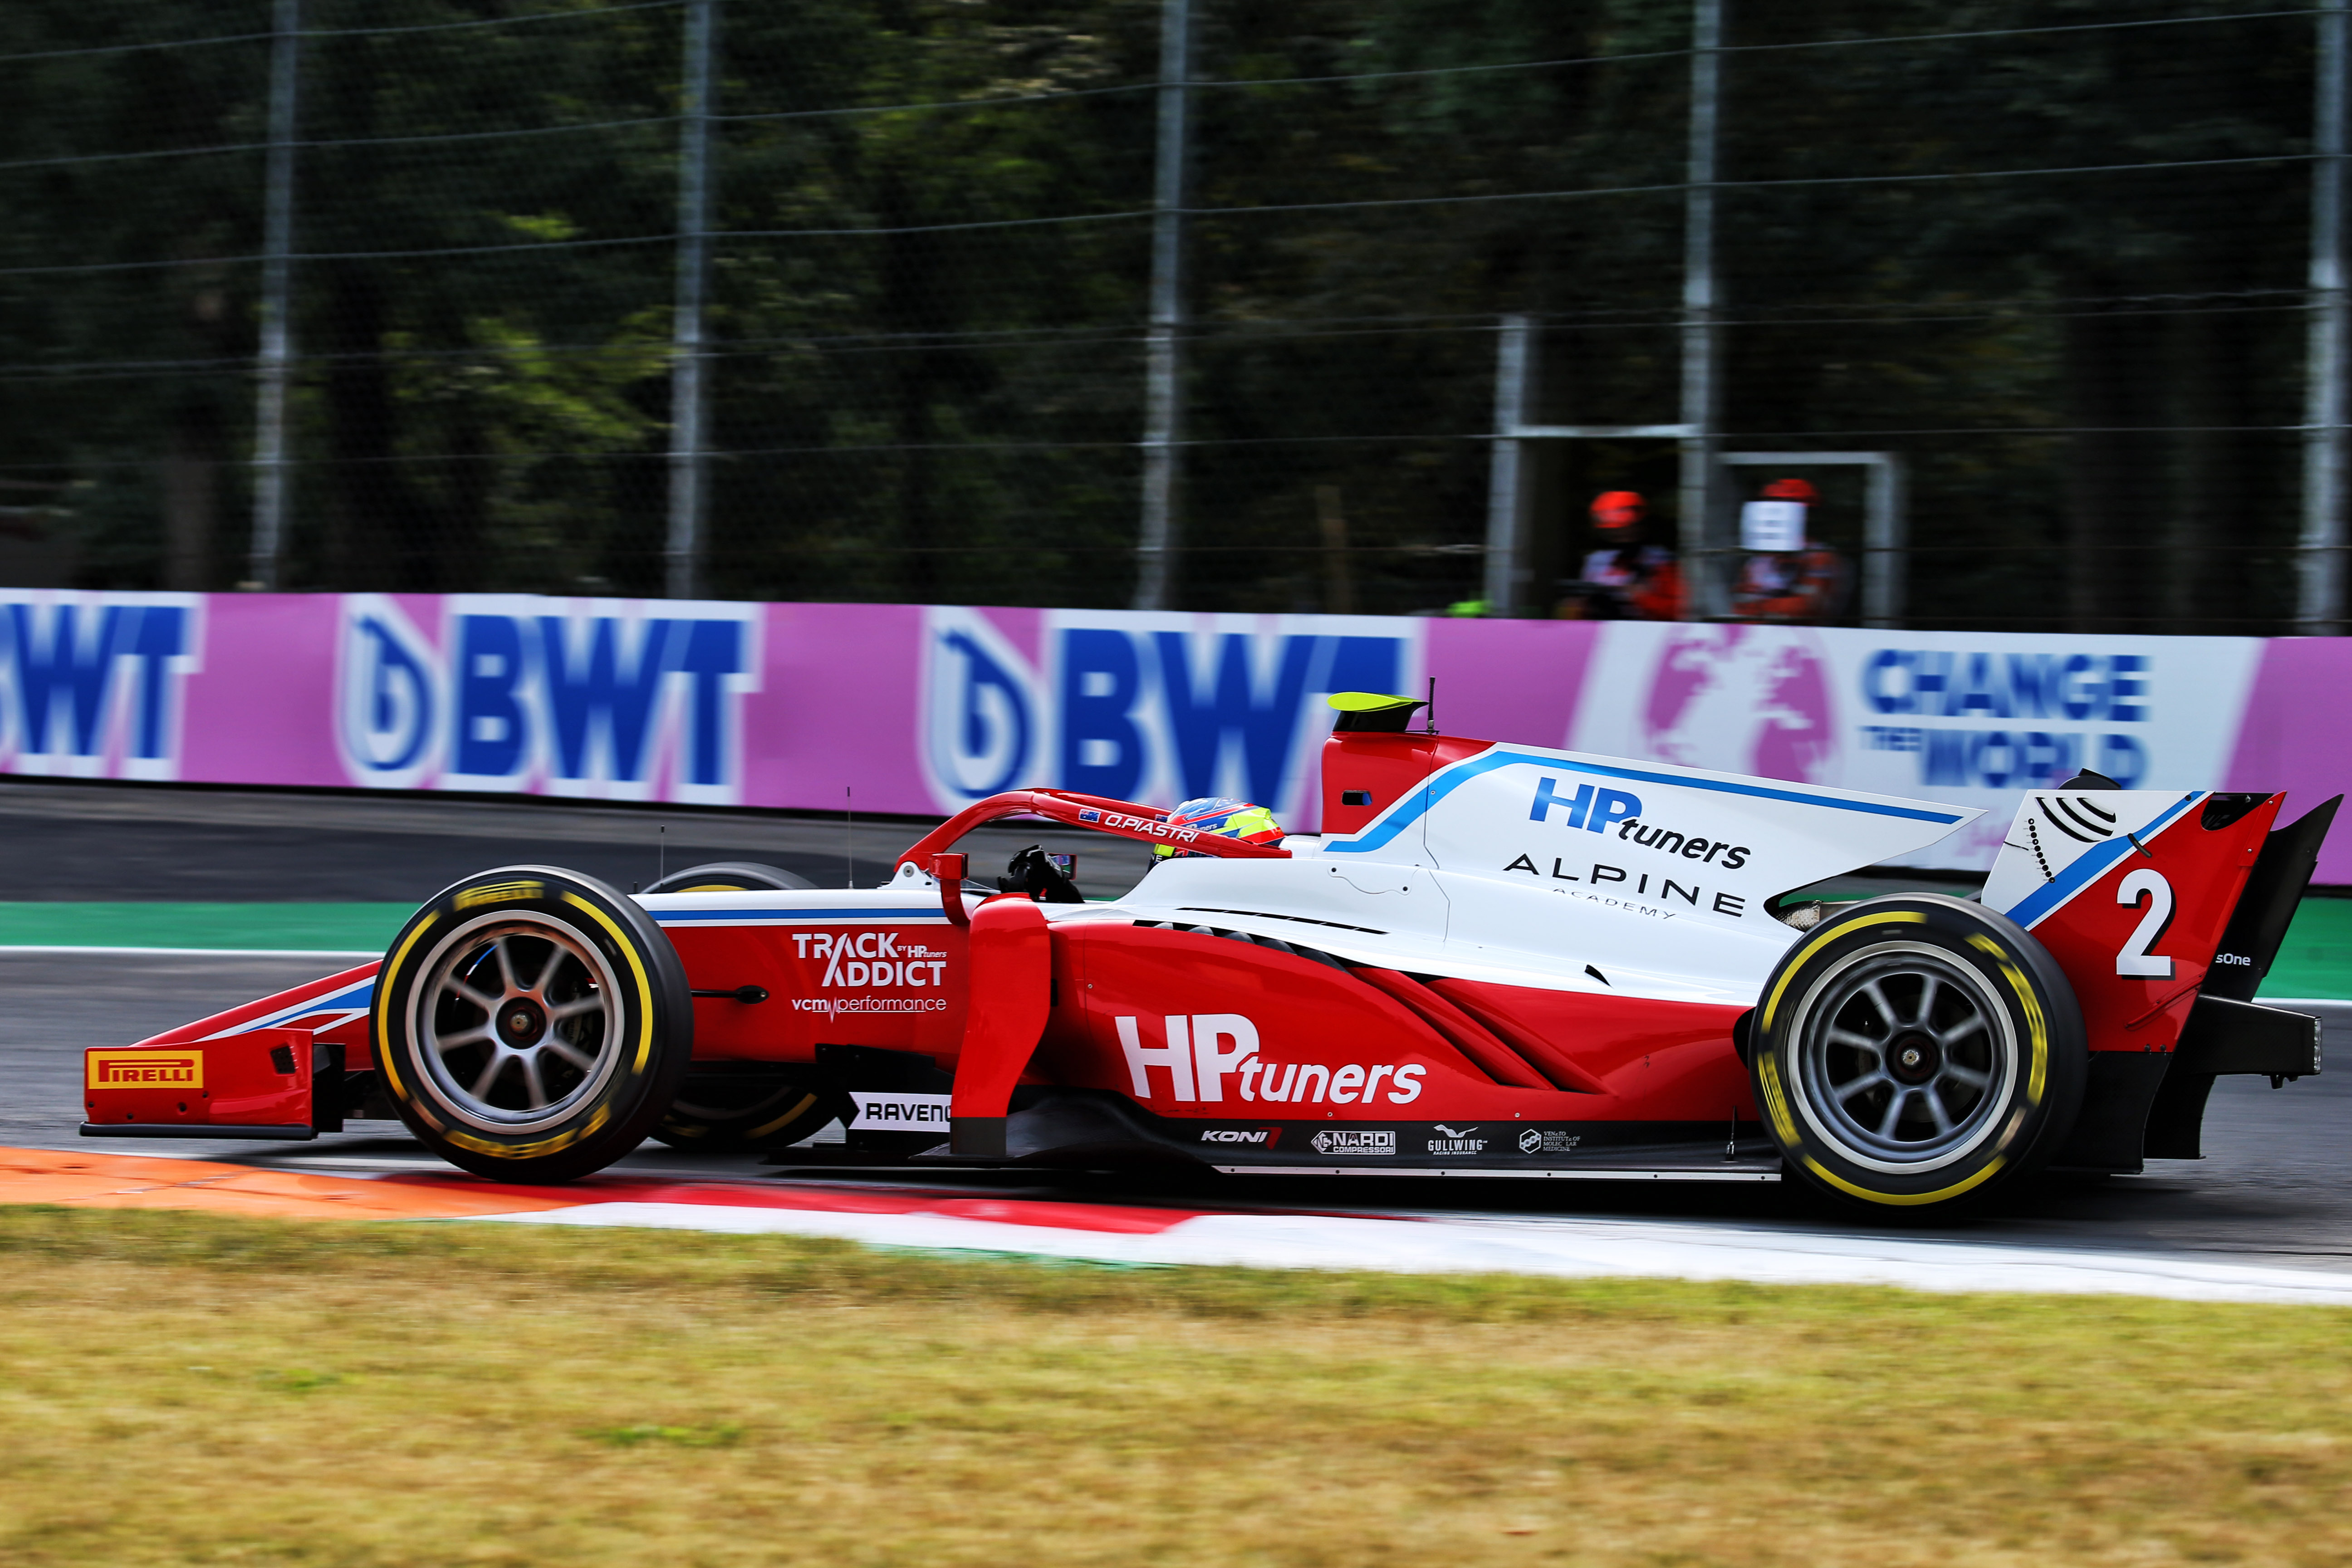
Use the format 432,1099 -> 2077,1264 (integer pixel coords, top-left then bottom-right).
1327,748 -> 1968,855
2000,791 -> 2204,930
651,906 -> 950,924
224,977 -> 377,1036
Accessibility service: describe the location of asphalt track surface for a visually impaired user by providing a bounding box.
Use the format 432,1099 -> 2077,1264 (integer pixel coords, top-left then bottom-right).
3,779 -> 2349,1285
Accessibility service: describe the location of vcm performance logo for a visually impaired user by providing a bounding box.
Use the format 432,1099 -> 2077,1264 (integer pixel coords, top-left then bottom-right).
0,593 -> 201,781
88,1050 -> 202,1088
336,594 -> 760,802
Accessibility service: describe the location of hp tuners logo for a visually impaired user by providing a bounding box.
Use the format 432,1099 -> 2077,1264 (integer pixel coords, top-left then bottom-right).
0,592 -> 201,781
335,594 -> 760,802
918,607 -> 1418,816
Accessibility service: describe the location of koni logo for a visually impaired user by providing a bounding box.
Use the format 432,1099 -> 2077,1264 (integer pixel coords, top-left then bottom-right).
334,594 -> 760,803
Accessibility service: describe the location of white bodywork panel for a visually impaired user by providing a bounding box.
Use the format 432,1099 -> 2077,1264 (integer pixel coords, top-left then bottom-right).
1980,789 -> 2208,929
1117,740 -> 1981,1006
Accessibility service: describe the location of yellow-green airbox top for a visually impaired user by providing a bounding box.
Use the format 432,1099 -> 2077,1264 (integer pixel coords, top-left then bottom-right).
1327,691 -> 1428,733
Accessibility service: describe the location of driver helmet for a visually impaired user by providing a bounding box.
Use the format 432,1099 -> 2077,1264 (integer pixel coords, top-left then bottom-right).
1153,796 -> 1284,858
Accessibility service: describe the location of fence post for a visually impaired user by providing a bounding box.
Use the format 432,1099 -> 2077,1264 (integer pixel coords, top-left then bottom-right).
1483,315 -> 1536,616
245,0 -> 300,591
2303,0 -> 2349,634
666,0 -> 719,601
1132,0 -> 1193,612
1676,0 -> 1724,622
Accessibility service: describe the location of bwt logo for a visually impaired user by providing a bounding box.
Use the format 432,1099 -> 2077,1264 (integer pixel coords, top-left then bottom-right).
336,594 -> 760,801
921,607 -> 1417,818
0,593 -> 201,780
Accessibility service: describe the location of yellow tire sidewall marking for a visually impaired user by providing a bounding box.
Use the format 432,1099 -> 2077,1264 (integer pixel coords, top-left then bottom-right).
1803,1152 -> 2007,1208
1968,933 -> 2049,1108
562,890 -> 657,1076
372,910 -> 441,1102
1761,910 -> 1927,1034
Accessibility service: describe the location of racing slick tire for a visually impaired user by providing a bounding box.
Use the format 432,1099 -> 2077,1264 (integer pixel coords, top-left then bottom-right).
651,1068 -> 841,1153
1750,894 -> 2086,1215
644,862 -> 817,895
372,866 -> 695,1183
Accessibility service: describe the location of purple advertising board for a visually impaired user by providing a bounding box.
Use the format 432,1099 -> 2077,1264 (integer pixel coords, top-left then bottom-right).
0,589 -> 2343,880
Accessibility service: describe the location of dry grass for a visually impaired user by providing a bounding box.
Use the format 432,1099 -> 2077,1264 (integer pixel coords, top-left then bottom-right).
0,1208 -> 2348,1567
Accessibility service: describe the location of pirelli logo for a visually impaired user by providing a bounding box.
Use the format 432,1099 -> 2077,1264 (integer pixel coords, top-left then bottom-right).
456,879 -> 544,910
88,1050 -> 202,1090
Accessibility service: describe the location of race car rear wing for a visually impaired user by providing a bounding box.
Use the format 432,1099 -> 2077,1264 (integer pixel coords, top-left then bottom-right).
2200,794 -> 2342,1004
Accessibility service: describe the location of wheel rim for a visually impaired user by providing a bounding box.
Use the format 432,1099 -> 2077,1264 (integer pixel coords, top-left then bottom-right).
410,915 -> 624,1135
1790,942 -> 2018,1175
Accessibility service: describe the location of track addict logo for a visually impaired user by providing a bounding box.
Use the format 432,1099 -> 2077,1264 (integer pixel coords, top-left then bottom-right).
787,928 -> 951,1015
1115,1013 -> 1426,1104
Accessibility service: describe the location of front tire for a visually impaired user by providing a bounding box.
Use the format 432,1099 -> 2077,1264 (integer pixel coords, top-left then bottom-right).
1751,895 -> 2085,1215
373,866 -> 694,1183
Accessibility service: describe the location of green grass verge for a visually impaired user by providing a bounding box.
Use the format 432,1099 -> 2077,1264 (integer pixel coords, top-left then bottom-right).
0,1206 -> 2348,1566
0,901 -> 409,951
2263,894 -> 2352,1000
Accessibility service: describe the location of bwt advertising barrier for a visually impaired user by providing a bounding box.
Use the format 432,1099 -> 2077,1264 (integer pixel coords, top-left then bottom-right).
1,589 -> 2345,880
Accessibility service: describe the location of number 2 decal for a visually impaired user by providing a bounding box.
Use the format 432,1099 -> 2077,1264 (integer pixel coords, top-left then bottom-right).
2116,867 -> 2175,978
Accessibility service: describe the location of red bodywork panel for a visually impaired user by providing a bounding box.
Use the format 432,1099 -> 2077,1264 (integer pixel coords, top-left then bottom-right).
1031,921 -> 1750,1128
666,920 -> 969,1061
2023,793 -> 2280,1056
1318,730 -> 1492,837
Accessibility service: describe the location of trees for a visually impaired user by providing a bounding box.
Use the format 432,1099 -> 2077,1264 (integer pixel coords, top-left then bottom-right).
0,0 -> 2326,632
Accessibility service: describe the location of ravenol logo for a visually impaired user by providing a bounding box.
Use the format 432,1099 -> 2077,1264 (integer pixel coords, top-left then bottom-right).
335,594 -> 760,803
88,1050 -> 202,1089
0,593 -> 201,781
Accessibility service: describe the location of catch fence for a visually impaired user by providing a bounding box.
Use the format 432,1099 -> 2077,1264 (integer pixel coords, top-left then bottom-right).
0,0 -> 2343,634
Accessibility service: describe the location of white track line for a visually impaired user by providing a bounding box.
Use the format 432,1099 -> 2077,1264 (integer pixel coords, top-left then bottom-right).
478,1202 -> 2352,1306
0,946 -> 378,958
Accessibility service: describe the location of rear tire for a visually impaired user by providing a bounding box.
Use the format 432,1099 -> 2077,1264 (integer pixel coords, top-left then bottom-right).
652,1068 -> 840,1152
372,866 -> 694,1183
1751,894 -> 2085,1215
644,862 -> 816,895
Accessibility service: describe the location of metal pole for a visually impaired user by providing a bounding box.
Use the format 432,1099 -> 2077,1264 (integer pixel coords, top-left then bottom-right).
1483,315 -> 1536,614
1132,0 -> 1192,612
246,0 -> 299,590
1862,455 -> 1906,629
2302,0 -> 2349,634
1676,0 -> 1724,621
666,0 -> 719,601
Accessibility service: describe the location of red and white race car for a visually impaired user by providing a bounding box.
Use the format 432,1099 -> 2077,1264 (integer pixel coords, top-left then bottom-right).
83,695 -> 2336,1214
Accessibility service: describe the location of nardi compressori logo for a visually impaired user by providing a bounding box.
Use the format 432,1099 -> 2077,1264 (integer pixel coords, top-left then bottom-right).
88,1050 -> 202,1089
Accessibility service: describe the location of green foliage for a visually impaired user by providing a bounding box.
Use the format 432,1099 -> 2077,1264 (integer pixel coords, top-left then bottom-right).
0,0 -> 2323,627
